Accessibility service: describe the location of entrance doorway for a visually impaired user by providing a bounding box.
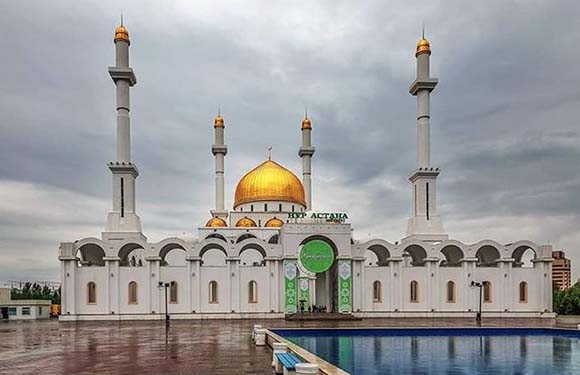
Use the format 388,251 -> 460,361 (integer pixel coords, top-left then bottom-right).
1,307 -> 8,320
314,261 -> 339,312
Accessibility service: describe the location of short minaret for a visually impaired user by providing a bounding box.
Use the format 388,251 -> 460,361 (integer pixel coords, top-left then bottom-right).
405,33 -> 447,241
211,112 -> 228,218
105,22 -> 142,233
299,114 -> 315,210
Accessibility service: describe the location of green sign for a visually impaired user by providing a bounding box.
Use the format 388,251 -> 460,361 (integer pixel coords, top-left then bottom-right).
300,240 -> 335,274
284,260 -> 297,313
299,278 -> 309,304
338,259 -> 352,312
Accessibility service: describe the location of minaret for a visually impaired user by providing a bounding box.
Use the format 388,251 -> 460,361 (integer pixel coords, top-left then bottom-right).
104,22 -> 142,233
211,112 -> 228,218
405,32 -> 446,241
299,114 -> 315,210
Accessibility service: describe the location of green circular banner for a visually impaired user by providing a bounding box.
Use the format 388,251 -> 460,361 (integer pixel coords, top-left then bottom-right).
300,240 -> 335,274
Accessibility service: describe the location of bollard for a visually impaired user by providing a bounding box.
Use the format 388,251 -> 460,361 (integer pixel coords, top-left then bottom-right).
272,342 -> 289,371
295,363 -> 319,374
252,324 -> 263,341
255,328 -> 267,346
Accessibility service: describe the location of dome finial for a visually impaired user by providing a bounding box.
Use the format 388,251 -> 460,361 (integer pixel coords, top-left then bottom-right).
114,15 -> 130,43
301,109 -> 312,130
267,146 -> 272,160
214,108 -> 224,127
416,25 -> 431,57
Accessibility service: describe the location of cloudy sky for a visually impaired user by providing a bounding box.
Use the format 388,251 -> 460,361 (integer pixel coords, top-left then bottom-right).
1,0 -> 579,283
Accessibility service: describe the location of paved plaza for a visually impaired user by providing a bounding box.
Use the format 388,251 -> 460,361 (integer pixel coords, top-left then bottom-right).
0,317 -> 562,374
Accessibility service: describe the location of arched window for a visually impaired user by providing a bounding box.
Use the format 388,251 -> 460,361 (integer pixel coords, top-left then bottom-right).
446,281 -> 455,303
410,281 -> 419,303
519,281 -> 528,303
87,282 -> 96,304
169,282 -> 178,303
128,281 -> 138,304
209,281 -> 219,303
248,281 -> 258,303
373,281 -> 381,303
483,282 -> 492,303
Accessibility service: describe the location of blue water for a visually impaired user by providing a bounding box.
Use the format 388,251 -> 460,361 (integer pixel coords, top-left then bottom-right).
274,328 -> 580,375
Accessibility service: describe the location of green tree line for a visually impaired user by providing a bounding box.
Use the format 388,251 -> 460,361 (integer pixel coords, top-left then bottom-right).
553,282 -> 580,315
10,282 -> 61,304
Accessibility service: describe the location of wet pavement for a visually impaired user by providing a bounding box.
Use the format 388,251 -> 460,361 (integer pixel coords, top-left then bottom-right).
0,317 -> 559,375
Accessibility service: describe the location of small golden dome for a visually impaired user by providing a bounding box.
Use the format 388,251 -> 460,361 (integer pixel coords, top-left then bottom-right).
416,37 -> 431,57
265,217 -> 284,228
235,216 -> 257,227
301,116 -> 311,130
214,114 -> 224,128
114,25 -> 130,43
234,159 -> 306,208
205,217 -> 227,227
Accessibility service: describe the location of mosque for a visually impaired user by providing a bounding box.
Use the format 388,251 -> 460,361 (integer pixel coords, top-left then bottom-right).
58,24 -> 554,321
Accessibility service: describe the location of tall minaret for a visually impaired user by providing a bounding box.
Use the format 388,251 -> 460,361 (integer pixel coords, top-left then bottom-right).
405,32 -> 446,241
105,22 -> 142,233
299,114 -> 315,210
211,112 -> 228,218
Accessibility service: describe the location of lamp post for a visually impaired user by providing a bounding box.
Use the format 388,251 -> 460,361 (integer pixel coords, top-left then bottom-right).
470,281 -> 489,327
158,281 -> 174,325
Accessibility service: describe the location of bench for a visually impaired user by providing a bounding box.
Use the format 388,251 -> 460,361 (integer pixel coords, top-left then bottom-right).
275,352 -> 302,375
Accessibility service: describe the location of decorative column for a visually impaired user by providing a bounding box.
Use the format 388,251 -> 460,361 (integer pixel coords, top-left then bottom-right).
211,113 -> 228,218
406,32 -> 445,240
337,259 -> 352,313
146,256 -> 161,315
283,259 -> 298,314
228,257 -> 241,313
299,115 -> 315,210
105,22 -> 142,233
104,257 -> 120,314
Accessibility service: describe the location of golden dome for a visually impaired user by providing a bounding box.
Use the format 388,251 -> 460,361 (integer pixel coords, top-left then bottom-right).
235,216 -> 257,227
234,159 -> 306,208
114,25 -> 130,43
205,217 -> 227,227
214,114 -> 224,128
302,116 -> 311,130
416,37 -> 431,57
265,217 -> 284,228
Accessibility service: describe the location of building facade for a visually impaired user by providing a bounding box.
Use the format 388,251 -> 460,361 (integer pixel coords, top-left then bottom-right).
58,24 -> 553,321
552,251 -> 571,290
0,288 -> 51,320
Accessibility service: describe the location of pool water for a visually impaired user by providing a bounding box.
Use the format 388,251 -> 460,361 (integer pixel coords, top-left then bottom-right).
274,328 -> 580,375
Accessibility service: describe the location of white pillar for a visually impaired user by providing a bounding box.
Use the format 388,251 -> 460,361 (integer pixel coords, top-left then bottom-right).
211,115 -> 228,218
296,363 -> 319,374
255,328 -> 266,346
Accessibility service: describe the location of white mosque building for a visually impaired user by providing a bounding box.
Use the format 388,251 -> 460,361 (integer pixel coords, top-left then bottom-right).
58,24 -> 554,321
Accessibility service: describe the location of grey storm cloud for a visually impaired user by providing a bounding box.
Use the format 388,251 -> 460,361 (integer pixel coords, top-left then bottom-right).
1,0 -> 579,282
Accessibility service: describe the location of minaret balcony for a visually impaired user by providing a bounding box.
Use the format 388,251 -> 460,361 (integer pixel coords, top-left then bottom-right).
408,167 -> 440,182
409,78 -> 438,95
211,144 -> 228,156
108,67 -> 137,86
108,161 -> 139,177
298,146 -> 315,157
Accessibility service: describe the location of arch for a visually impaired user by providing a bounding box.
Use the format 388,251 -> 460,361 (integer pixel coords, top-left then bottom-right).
205,233 -> 227,242
236,233 -> 257,243
367,245 -> 391,266
373,281 -> 382,302
248,280 -> 258,303
268,234 -> 280,244
410,281 -> 419,302
240,247 -> 266,267
158,242 -> 187,266
440,245 -> 464,267
209,281 -> 218,303
404,244 -> 427,266
364,250 -> 380,266
201,248 -> 227,266
118,243 -> 146,267
195,237 -> 229,258
446,281 -> 456,303
128,281 -> 138,304
475,245 -> 501,267
237,239 -> 267,258
77,243 -> 106,267
199,242 -> 228,259
355,239 -> 396,258
519,281 -> 528,303
511,242 -> 537,268
169,282 -> 178,303
87,282 -> 96,304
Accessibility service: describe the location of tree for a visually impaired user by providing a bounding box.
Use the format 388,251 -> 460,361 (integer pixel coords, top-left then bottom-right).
554,282 -> 580,315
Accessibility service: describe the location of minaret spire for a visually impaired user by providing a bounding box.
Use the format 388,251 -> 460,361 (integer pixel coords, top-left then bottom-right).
211,110 -> 228,218
299,113 -> 315,210
105,20 -> 142,233
405,31 -> 446,241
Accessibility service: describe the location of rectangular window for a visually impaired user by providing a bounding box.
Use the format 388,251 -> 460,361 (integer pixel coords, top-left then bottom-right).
170,282 -> 178,304
22,307 -> 30,316
425,182 -> 430,220
483,282 -> 492,303
8,307 -> 16,316
120,177 -> 125,218
292,205 -> 295,212
250,205 -> 254,212
414,184 -> 417,216
38,306 -> 43,315
279,203 -> 282,212
264,203 -> 268,211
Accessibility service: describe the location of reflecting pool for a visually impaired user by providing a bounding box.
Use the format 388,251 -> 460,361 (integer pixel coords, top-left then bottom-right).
274,328 -> 580,375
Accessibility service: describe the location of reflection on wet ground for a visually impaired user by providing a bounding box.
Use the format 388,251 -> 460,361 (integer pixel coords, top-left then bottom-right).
0,317 -> 557,374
